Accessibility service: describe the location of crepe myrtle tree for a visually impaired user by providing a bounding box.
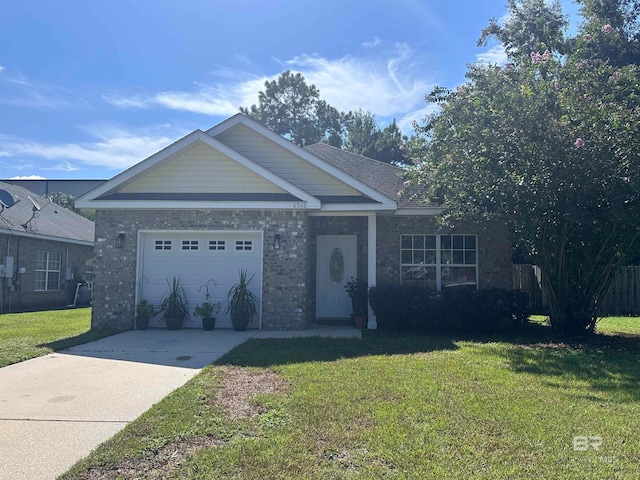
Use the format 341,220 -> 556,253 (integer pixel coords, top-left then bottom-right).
405,18 -> 640,333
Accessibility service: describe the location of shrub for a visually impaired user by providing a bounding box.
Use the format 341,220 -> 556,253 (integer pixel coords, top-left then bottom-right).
369,285 -> 529,333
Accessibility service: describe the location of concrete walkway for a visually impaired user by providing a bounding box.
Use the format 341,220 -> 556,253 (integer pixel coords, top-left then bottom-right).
0,326 -> 360,480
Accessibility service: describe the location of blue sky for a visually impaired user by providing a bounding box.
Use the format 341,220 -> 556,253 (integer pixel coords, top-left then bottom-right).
0,0 -> 580,180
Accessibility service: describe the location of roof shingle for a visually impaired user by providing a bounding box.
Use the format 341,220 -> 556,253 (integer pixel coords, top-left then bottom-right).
303,143 -> 428,208
0,181 -> 94,244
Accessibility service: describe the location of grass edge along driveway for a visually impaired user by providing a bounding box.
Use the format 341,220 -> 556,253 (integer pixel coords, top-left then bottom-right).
60,327 -> 640,480
0,308 -> 116,368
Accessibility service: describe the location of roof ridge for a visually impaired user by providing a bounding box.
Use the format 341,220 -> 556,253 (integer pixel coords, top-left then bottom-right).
304,143 -> 406,172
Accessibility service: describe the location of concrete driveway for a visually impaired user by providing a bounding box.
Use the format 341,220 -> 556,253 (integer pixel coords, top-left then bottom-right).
0,326 -> 361,480
0,329 -> 254,480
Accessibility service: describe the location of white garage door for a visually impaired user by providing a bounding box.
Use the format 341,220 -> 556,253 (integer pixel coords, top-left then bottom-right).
138,230 -> 263,329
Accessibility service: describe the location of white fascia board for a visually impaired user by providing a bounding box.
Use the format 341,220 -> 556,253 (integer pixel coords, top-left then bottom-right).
318,203 -> 396,213
393,207 -> 446,216
207,114 -> 398,210
83,200 -> 314,210
0,228 -> 94,246
76,129 -> 320,210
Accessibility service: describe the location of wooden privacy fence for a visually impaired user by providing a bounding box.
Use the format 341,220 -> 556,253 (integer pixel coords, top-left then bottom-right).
600,266 -> 640,315
512,264 -> 545,314
513,264 -> 640,316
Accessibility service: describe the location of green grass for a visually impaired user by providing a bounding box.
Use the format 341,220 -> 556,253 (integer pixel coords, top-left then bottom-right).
61,328 -> 640,480
530,315 -> 640,336
596,316 -> 640,336
0,308 -> 116,367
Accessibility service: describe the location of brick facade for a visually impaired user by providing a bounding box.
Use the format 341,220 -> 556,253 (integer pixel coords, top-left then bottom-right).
376,216 -> 512,289
0,233 -> 93,313
91,209 -> 310,331
91,210 -> 512,331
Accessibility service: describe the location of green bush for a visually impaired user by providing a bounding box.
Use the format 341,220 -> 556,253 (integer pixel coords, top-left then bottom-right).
369,285 -> 529,333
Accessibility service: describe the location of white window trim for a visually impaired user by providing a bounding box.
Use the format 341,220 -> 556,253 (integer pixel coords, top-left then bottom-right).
400,234 -> 478,290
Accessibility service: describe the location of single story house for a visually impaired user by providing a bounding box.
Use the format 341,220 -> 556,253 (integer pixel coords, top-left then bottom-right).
77,114 -> 512,331
0,181 -> 95,313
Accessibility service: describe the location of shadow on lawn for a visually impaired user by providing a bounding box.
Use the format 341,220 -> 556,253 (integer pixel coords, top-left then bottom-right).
466,326 -> 640,402
215,333 -> 458,368
217,326 -> 640,402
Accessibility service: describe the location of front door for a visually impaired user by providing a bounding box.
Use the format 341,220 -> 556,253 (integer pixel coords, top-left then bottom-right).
316,235 -> 357,319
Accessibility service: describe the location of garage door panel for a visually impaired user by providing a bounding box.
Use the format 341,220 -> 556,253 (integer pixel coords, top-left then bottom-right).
139,231 -> 262,329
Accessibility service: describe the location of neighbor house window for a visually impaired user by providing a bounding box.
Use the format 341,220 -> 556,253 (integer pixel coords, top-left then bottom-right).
85,258 -> 94,291
35,251 -> 62,291
400,234 -> 477,290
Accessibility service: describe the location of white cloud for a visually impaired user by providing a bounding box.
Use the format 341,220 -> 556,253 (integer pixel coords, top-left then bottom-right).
0,124 -> 184,170
476,45 -> 509,66
46,161 -> 79,172
362,36 -> 382,48
0,151 -> 12,157
0,65 -> 4,73
102,94 -> 149,108
10,174 -> 46,180
397,104 -> 439,136
106,44 -> 436,126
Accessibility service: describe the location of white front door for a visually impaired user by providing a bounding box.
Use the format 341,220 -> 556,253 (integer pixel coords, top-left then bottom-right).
316,235 -> 357,319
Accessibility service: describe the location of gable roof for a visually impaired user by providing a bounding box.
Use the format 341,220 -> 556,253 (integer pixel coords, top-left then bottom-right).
304,143 -> 438,210
0,181 -> 94,245
207,114 -> 397,210
78,115 -> 399,212
76,129 -> 321,210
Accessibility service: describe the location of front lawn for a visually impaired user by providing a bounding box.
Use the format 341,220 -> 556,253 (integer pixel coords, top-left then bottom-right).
0,308 -> 115,367
61,329 -> 640,479
597,316 -> 640,336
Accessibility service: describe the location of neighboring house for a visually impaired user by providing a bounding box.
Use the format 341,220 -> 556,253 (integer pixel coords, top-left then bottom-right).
0,181 -> 95,313
77,114 -> 512,331
1,179 -> 106,198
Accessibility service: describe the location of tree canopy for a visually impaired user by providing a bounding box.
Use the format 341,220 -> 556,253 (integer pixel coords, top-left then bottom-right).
240,70 -> 344,148
241,72 -> 409,164
406,0 -> 640,333
343,110 -> 409,165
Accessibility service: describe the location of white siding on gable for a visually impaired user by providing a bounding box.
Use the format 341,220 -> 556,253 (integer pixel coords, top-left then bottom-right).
214,124 -> 362,197
119,141 -> 287,194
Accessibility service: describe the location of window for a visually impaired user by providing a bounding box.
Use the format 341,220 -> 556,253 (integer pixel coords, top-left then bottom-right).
85,258 -> 94,290
400,234 -> 477,290
35,251 -> 62,291
155,240 -> 172,250
235,240 -> 252,251
182,240 -> 199,250
209,240 -> 226,251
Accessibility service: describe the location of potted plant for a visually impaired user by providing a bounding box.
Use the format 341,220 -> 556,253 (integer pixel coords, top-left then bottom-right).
135,299 -> 155,330
194,293 -> 222,331
345,277 -> 368,329
159,276 -> 190,330
225,269 -> 259,331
